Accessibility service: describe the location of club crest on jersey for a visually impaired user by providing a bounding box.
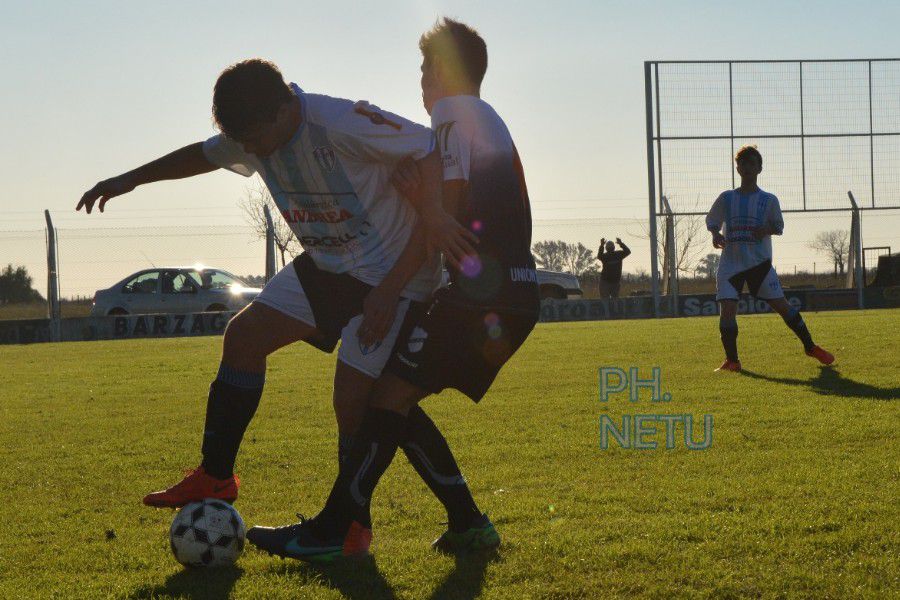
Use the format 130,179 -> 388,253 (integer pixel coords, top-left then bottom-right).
354,100 -> 402,130
313,146 -> 336,172
407,327 -> 428,353
359,339 -> 382,355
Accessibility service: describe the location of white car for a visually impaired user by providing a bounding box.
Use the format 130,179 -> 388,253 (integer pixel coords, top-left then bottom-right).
90,267 -> 262,316
440,268 -> 582,300
533,269 -> 583,299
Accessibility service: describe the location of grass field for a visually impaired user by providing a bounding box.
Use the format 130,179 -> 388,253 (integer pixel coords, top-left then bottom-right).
1,310 -> 897,599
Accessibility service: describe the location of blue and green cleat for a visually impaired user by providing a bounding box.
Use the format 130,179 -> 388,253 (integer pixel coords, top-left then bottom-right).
432,514 -> 500,554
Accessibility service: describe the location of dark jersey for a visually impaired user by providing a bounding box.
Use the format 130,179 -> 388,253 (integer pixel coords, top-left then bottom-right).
431,95 -> 539,315
598,245 -> 630,282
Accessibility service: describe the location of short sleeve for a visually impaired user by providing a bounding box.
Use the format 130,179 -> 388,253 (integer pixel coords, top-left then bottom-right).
766,194 -> 784,234
434,117 -> 470,182
328,101 -> 435,164
202,134 -> 257,177
706,193 -> 726,232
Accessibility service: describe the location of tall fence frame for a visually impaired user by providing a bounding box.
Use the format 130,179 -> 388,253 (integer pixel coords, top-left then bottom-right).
645,58 -> 900,316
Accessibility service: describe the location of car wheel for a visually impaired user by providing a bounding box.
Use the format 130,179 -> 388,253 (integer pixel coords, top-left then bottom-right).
107,307 -> 129,316
205,304 -> 228,312
539,285 -> 566,300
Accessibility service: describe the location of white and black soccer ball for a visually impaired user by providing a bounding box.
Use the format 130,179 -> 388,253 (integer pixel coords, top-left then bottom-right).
169,499 -> 246,568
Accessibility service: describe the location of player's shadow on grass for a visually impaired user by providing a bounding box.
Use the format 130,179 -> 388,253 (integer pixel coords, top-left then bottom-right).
425,548 -> 499,600
126,565 -> 243,600
740,366 -> 900,400
273,554 -> 398,600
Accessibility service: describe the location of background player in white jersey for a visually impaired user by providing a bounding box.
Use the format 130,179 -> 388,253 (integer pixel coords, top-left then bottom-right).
75,60 -> 476,554
247,19 -> 541,562
706,145 -> 834,372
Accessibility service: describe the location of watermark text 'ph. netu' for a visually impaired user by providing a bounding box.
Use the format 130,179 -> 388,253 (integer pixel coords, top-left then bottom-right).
598,367 -> 712,450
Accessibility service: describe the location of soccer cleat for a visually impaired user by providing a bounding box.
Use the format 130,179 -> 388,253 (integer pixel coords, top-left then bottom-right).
806,345 -> 835,365
432,514 -> 500,554
143,466 -> 239,508
715,359 -> 742,372
247,515 -> 371,563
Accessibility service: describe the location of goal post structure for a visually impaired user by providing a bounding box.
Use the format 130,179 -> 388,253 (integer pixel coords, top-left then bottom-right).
645,59 -> 900,315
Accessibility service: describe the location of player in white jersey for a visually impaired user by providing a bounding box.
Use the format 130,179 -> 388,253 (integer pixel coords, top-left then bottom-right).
75,60 -> 476,554
706,145 -> 834,372
248,19 -> 540,562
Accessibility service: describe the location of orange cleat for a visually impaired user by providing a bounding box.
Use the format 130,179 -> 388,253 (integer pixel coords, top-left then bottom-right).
806,345 -> 834,365
343,521 -> 374,556
715,359 -> 742,372
143,466 -> 239,508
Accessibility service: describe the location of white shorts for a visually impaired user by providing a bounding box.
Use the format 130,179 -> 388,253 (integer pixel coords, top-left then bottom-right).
254,262 -> 411,378
716,260 -> 784,301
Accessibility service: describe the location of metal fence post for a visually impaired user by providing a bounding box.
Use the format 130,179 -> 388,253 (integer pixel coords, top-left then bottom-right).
44,210 -> 61,342
263,205 -> 276,282
645,62 -> 660,317
661,196 -> 679,316
847,192 -> 864,309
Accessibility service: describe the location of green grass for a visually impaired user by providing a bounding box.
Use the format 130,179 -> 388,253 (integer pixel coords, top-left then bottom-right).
1,310 -> 898,599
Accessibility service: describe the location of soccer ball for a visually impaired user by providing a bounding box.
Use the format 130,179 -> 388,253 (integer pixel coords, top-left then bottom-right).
169,499 -> 246,568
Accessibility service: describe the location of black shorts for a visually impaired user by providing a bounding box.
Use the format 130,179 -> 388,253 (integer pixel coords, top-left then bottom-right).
292,253 -> 373,353
385,290 -> 538,402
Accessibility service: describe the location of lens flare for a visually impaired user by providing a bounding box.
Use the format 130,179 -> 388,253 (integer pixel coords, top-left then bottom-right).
460,254 -> 482,278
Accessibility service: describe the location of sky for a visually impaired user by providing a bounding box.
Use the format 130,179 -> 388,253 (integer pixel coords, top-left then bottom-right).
2,0 -> 900,296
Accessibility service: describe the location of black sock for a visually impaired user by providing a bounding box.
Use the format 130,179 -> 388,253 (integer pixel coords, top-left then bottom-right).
200,363 -> 263,480
719,317 -> 739,362
316,408 -> 407,536
338,433 -> 354,465
402,406 -> 481,533
782,308 -> 815,351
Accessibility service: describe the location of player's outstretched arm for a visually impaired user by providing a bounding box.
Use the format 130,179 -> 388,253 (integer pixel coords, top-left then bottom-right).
76,142 -> 218,214
617,238 -> 631,256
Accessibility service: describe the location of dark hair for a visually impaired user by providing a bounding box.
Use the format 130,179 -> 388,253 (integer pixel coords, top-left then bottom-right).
212,59 -> 293,139
735,144 -> 762,166
419,18 -> 487,87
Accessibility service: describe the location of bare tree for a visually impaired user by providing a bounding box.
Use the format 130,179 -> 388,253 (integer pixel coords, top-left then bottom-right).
532,240 -> 565,272
808,230 -> 848,277
240,177 -> 302,268
563,242 -> 597,276
696,253 -> 720,280
630,214 -> 706,276
532,240 -> 596,276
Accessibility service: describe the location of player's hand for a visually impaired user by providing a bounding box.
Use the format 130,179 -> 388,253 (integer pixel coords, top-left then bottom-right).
600,238 -> 606,246
424,210 -> 479,271
77,174 -> 137,214
752,225 -> 770,240
616,237 -> 623,245
359,284 -> 401,346
390,157 -> 422,203
712,231 -> 726,249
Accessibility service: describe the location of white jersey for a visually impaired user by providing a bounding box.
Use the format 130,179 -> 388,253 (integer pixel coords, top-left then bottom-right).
203,84 -> 441,301
706,188 -> 784,274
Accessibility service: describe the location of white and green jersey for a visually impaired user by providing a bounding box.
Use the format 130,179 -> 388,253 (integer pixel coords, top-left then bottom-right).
706,188 -> 784,275
203,84 -> 440,301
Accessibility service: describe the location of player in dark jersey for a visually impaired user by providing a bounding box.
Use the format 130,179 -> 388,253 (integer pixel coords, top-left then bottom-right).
247,18 -> 540,562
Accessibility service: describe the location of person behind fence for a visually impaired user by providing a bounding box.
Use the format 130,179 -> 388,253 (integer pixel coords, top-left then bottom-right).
706,144 -> 834,373
596,237 -> 630,299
